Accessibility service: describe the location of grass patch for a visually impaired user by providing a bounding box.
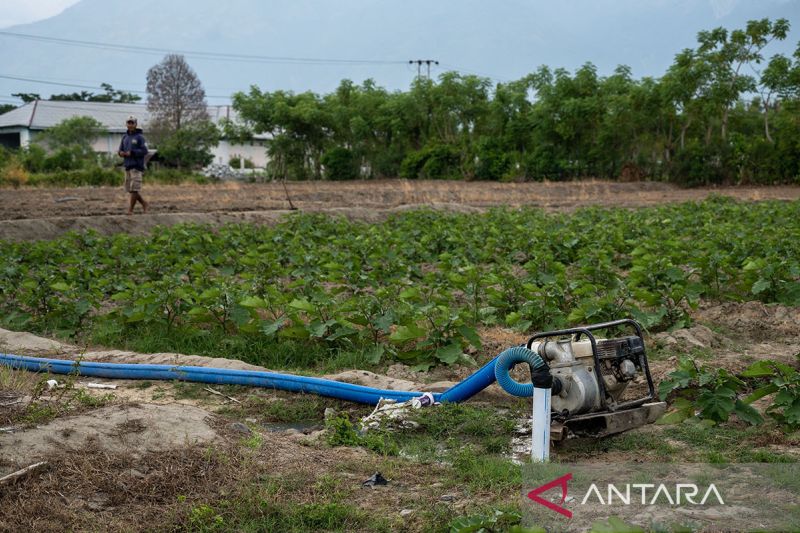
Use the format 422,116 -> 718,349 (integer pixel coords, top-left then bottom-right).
325,413 -> 399,456
91,321 -> 373,372
663,422 -> 798,463
179,471 -> 396,532
451,446 -> 521,492
395,403 -> 523,461
557,429 -> 679,460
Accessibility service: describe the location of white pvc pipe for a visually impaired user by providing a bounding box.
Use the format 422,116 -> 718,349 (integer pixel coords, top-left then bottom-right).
532,386 -> 551,462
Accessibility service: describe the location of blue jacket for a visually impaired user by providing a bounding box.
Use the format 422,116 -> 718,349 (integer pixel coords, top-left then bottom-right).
119,128 -> 148,171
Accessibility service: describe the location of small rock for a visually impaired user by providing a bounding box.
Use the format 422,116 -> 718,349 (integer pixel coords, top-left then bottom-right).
362,472 -> 389,487
245,418 -> 257,424
654,333 -> 678,346
439,494 -> 456,502
324,407 -> 337,420
229,422 -> 251,434
400,509 -> 414,517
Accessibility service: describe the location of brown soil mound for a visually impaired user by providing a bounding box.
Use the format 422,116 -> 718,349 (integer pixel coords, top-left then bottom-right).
695,301 -> 800,341
0,403 -> 220,473
2,180 -> 799,241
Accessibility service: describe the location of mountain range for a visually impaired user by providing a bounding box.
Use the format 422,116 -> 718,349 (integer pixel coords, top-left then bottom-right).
1,0 -> 798,105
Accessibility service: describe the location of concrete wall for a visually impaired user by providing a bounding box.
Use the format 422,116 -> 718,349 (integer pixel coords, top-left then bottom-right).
94,133 -> 268,168
1,128 -> 268,169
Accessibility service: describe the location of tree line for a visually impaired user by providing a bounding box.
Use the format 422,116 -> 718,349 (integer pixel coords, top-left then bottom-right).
231,17 -> 799,184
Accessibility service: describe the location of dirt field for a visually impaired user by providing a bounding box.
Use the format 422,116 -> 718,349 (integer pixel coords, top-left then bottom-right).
2,180 -> 800,241
1,181 -> 799,530
1,301 -> 799,531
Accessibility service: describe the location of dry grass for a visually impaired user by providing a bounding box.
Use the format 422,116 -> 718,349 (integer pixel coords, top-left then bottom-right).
0,441 -> 246,532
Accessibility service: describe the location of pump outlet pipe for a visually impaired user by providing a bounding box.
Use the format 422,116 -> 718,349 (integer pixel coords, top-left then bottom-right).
492,345 -> 553,462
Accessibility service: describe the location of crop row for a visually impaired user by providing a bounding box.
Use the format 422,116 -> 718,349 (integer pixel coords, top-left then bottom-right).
0,197 -> 798,368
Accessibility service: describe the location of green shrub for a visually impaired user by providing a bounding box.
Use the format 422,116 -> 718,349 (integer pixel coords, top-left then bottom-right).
321,147 -> 359,180
228,155 -> 255,169
400,144 -> 461,180
26,167 -> 119,187
474,138 -> 512,181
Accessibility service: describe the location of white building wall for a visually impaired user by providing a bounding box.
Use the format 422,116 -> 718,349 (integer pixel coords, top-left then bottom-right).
212,140 -> 268,168
91,133 -> 268,168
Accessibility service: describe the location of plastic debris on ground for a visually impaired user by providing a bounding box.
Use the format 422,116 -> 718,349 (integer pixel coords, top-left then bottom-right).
359,392 -> 437,432
362,472 -> 389,487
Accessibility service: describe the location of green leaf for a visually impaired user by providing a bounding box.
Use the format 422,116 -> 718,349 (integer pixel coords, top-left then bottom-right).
374,312 -> 394,333
783,398 -> 800,426
260,317 -> 287,337
326,322 -> 358,341
365,344 -> 385,364
278,326 -> 310,339
398,287 -> 420,300
751,279 -> 771,295
733,400 -> 764,425
308,320 -> 330,338
744,384 -> 779,404
288,298 -> 316,312
435,342 -> 463,365
389,324 -> 426,343
199,287 -> 220,300
742,360 -> 796,378
457,325 -> 482,349
697,387 -> 736,422
656,408 -> 692,425
658,369 -> 693,400
50,282 -> 71,291
229,305 -> 251,327
239,296 -> 266,308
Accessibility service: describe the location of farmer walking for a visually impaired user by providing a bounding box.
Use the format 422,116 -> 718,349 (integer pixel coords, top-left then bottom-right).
118,115 -> 149,215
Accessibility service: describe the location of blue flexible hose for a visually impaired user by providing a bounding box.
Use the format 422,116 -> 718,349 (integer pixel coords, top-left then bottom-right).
0,347 -> 539,405
493,346 -> 546,397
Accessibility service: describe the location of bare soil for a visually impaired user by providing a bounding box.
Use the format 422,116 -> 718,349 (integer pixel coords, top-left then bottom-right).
0,300 -> 799,531
2,180 -> 799,241
1,182 -> 799,530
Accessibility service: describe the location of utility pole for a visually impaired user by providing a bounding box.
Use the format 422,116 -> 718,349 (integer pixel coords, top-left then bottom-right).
408,59 -> 439,80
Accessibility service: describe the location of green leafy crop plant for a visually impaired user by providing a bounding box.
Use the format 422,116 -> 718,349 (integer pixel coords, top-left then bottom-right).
0,197 -> 798,369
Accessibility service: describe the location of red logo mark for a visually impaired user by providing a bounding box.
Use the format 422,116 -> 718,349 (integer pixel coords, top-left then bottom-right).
527,472 -> 573,518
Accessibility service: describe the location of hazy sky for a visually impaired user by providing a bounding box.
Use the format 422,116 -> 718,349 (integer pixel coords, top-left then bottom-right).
0,0 -> 776,28
0,0 -> 81,28
1,0 -> 797,104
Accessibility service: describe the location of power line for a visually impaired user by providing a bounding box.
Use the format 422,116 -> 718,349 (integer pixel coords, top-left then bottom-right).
0,74 -> 233,101
0,31 -> 408,66
409,59 -> 439,80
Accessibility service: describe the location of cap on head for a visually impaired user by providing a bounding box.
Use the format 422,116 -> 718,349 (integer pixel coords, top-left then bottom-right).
126,115 -> 138,125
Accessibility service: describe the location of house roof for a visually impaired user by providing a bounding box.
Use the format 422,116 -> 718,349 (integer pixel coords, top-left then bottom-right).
0,100 -> 268,139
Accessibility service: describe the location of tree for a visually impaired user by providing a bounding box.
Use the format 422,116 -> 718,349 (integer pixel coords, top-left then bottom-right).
50,83 -> 141,103
29,116 -> 104,171
154,121 -> 220,169
146,54 -> 217,168
146,54 -> 209,132
11,93 -> 40,103
696,18 -> 790,140
36,116 -> 103,155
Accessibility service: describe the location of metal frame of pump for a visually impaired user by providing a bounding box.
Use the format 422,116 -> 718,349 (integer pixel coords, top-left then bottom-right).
527,318 -> 656,416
